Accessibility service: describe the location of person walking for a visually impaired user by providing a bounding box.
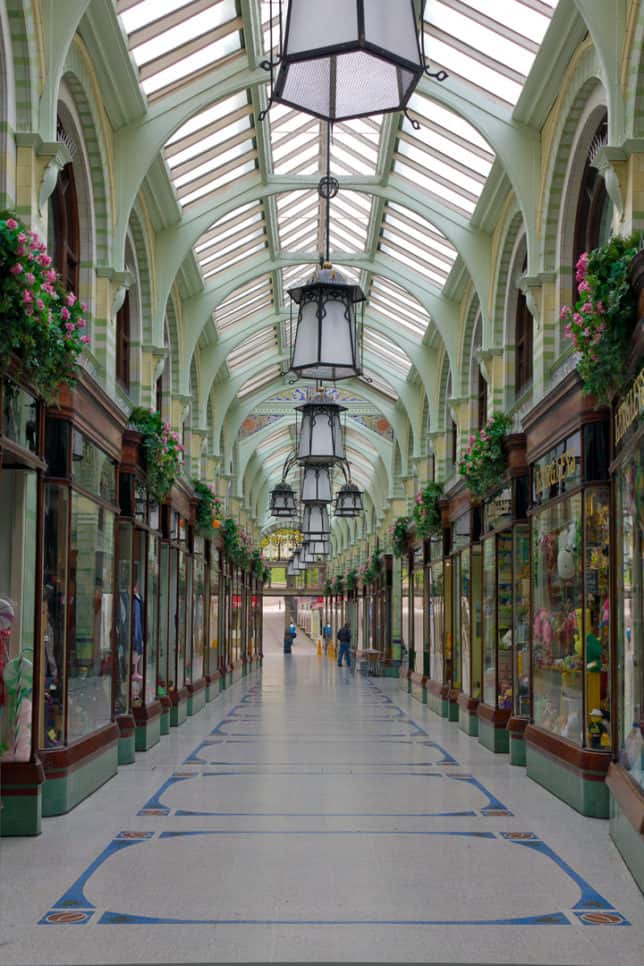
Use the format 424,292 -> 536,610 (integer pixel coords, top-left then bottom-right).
337,621 -> 352,667
322,622 -> 332,654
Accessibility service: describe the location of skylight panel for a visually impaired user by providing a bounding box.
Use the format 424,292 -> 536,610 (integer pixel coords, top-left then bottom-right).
365,329 -> 411,376
421,0 -> 557,108
227,326 -> 277,373
238,365 -> 282,399
379,203 -> 457,287
215,275 -> 274,332
163,92 -> 258,207
118,0 -> 242,98
360,371 -> 398,400
368,277 -> 429,338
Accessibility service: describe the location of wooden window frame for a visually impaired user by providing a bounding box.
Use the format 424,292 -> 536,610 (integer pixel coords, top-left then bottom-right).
116,290 -> 131,392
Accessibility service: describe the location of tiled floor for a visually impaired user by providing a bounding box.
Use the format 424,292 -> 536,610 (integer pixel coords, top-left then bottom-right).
0,603 -> 643,964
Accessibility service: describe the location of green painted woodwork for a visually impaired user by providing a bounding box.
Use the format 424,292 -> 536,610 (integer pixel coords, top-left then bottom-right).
526,744 -> 609,818
118,734 -> 136,766
478,717 -> 509,755
509,733 -> 527,767
187,688 -> 206,716
0,791 -> 42,836
609,793 -> 644,895
458,708 -> 479,737
160,710 -> 170,735
42,744 -> 118,817
170,697 -> 188,728
135,715 -> 161,752
447,699 -> 460,722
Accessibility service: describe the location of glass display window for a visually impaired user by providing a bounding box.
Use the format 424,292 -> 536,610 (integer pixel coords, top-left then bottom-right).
167,548 -> 178,690
451,554 -> 461,692
43,485 -> 68,748
2,378 -> 38,454
413,549 -> 424,676
615,436 -> 643,789
207,550 -> 220,677
429,551 -> 444,684
513,525 -> 531,717
67,492 -> 115,742
131,527 -> 147,708
0,467 -> 38,761
401,558 -> 410,674
471,545 -> 482,699
115,521 -> 133,716
158,543 -> 170,692
145,533 -> 159,705
531,486 -> 610,747
192,548 -> 205,683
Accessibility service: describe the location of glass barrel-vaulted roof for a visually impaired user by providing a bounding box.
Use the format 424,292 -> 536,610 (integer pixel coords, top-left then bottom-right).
116,0 -> 560,512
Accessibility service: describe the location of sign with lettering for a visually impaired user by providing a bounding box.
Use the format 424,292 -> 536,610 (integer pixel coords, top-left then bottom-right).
615,367 -> 644,448
484,486 -> 512,532
532,433 -> 581,503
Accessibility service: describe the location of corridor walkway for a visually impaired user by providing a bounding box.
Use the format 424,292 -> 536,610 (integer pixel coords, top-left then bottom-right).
0,608 -> 642,965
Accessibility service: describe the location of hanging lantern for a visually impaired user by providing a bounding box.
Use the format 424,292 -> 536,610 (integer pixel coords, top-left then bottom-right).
286,557 -> 297,577
270,480 -> 297,518
271,0 -> 435,123
301,545 -> 318,565
289,264 -> 364,381
302,502 -> 330,538
296,393 -> 346,465
304,538 -> 330,556
334,482 -> 364,517
301,464 -> 333,504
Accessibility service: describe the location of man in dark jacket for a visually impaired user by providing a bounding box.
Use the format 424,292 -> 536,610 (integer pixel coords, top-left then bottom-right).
337,622 -> 351,667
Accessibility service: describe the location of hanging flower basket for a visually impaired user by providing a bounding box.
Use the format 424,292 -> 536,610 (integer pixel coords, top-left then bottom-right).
0,213 -> 89,399
222,518 -> 253,570
346,569 -> 358,592
129,407 -> 183,501
333,575 -> 345,596
324,578 -> 333,595
390,516 -> 411,557
560,232 -> 642,404
458,413 -> 512,497
412,482 -> 443,539
193,479 -> 224,536
363,550 -> 382,584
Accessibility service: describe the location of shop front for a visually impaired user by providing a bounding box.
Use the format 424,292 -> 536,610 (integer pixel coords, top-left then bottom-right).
449,494 -> 483,737
606,336 -> 644,889
158,496 -> 193,728
118,430 -> 162,754
205,540 -> 222,698
0,374 -> 45,835
477,437 -> 529,754
426,536 -> 450,717
524,375 -> 611,816
38,376 -> 125,817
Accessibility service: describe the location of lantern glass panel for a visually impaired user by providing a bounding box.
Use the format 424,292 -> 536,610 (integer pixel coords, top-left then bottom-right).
276,0 -> 422,122
301,465 -> 332,503
302,503 -> 330,537
290,274 -> 362,381
297,403 -> 346,464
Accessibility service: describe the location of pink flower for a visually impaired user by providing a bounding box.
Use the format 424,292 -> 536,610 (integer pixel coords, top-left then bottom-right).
583,327 -> 590,339
580,302 -> 593,314
480,431 -> 488,441
61,307 -> 71,321
66,293 -> 77,307
81,302 -> 87,312
560,306 -> 570,320
564,323 -> 572,339
38,254 -> 52,267
76,318 -> 86,328
46,269 -> 57,283
25,272 -> 35,284
36,298 -> 45,311
65,322 -> 75,333
178,444 -> 185,453
5,218 -> 18,230
573,313 -> 583,326
596,300 -> 605,314
23,290 -> 33,304
469,434 -> 476,444
24,306 -> 33,317
17,232 -> 27,244
80,335 -> 91,344
578,280 -> 591,295
10,262 -> 23,275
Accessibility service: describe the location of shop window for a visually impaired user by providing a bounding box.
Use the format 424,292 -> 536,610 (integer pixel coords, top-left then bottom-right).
572,113 -> 612,302
477,370 -> 488,430
515,257 -> 533,396
116,290 -> 131,392
49,128 -> 80,294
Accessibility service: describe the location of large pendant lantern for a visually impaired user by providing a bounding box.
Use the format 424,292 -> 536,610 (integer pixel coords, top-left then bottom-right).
302,502 -> 330,539
269,480 -> 297,518
289,264 -> 365,381
304,538 -> 330,556
334,482 -> 364,517
301,464 -> 333,504
272,0 -> 427,123
296,393 -> 346,465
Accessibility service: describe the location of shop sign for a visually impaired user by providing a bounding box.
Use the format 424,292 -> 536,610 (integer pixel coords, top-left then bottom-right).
614,367 -> 644,448
484,486 -> 512,531
532,433 -> 581,503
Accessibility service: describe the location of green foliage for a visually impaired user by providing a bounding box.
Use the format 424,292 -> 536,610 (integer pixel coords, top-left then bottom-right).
222,517 -> 252,570
193,479 -> 224,536
560,233 -> 641,403
412,481 -> 444,538
324,578 -> 333,596
333,574 -> 345,595
0,213 -> 88,398
458,413 -> 511,497
363,550 -> 382,585
346,569 -> 358,592
130,407 -> 183,501
390,516 -> 411,557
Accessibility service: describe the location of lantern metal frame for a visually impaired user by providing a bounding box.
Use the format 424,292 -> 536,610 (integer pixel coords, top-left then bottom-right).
260,0 -> 448,125
295,392 -> 347,465
288,263 -> 365,382
300,463 -> 333,504
334,480 -> 364,517
269,478 -> 298,518
304,537 -> 330,557
301,502 -> 331,540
